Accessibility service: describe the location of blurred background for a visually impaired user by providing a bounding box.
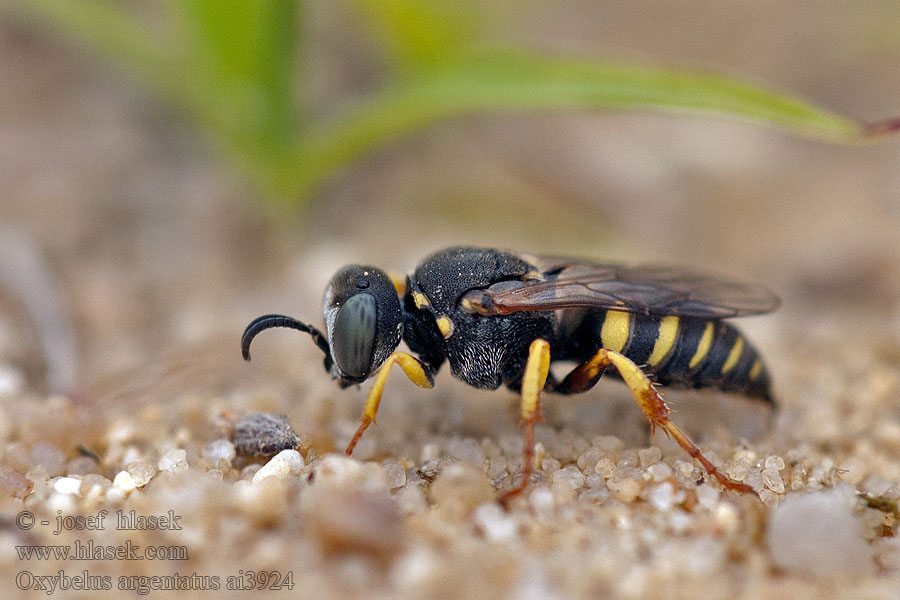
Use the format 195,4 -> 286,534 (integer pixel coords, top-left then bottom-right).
1,0 -> 899,397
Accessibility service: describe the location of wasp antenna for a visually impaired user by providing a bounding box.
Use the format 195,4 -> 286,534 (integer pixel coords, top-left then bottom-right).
241,314 -> 330,361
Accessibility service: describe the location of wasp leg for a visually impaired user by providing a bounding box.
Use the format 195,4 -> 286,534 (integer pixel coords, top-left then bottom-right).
499,338 -> 552,505
345,351 -> 434,455
554,355 -> 608,394
557,348 -> 756,495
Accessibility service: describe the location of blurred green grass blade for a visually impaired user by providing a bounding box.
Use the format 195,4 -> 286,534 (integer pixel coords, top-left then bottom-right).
350,0 -> 478,71
173,0 -> 299,152
280,50 -> 873,200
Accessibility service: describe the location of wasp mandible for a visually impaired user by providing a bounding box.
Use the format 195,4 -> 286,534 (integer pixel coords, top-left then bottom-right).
242,247 -> 778,501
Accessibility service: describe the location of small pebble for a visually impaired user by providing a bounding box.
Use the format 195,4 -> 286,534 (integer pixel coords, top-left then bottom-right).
473,503 -> 518,542
487,456 -> 507,480
647,462 -> 673,482
113,471 -> 137,492
610,478 -> 642,503
202,439 -> 236,464
446,437 -> 485,466
395,483 -> 428,515
106,419 -> 135,444
744,469 -> 763,492
673,460 -> 695,481
617,451 -> 639,468
577,448 -> 603,472
594,458 -> 616,479
594,435 -> 624,453
765,455 -> 785,471
3,443 -> 28,472
578,487 -> 610,504
767,485 -> 873,576
121,447 -> 143,466
52,476 -> 82,496
309,490 -> 404,558
725,457 -> 750,482
25,465 -> 51,498
47,492 -> 76,514
241,463 -> 262,481
233,479 -> 288,525
382,462 -> 407,490
862,477 -> 892,497
551,481 -> 578,505
252,449 -> 304,484
127,462 -> 157,487
0,364 -> 24,398
648,481 -> 677,511
315,455 -> 388,492
695,484 -> 720,510
419,443 -> 441,463
714,503 -> 739,533
551,465 -> 585,490
585,473 -> 606,489
873,538 -> 900,570
669,511 -> 693,534
232,413 -> 299,457
0,469 -> 31,498
540,457 -> 561,473
390,547 -> 438,589
761,468 -> 785,493
759,489 -> 782,507
30,442 -> 66,477
430,462 -> 495,511
638,446 -> 662,466
158,449 -> 188,473
529,486 -> 556,517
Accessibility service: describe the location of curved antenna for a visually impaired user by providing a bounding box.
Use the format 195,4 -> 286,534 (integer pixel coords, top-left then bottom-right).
241,314 -> 331,364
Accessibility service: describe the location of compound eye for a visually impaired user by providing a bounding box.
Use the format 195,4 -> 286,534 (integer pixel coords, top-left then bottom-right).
332,293 -> 377,379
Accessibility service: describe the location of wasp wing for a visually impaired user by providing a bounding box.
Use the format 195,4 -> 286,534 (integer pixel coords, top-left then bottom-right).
463,261 -> 780,319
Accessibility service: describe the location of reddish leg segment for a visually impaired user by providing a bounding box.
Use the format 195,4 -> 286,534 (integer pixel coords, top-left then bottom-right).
345,351 -> 433,455
499,339 -> 551,505
560,347 -> 756,495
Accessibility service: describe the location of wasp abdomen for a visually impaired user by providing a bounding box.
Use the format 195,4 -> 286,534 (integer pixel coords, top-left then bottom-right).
577,310 -> 773,404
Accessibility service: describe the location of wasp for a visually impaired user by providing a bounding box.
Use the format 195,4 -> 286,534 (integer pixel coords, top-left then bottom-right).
241,247 -> 778,500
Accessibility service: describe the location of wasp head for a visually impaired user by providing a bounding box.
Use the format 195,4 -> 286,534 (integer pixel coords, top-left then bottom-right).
241,265 -> 403,385
322,265 -> 403,386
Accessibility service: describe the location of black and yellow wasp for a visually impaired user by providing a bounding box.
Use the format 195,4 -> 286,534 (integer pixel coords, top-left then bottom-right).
242,247 -> 778,499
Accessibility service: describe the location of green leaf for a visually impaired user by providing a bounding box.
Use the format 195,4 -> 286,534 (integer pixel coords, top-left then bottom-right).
7,2 -> 896,207
278,49 -> 878,201
173,0 -> 299,154
349,0 -> 478,72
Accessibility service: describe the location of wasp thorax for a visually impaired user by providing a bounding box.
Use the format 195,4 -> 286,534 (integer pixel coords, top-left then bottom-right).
323,265 -> 403,382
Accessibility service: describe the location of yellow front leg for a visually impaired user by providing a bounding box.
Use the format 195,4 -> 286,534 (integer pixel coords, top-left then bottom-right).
499,338 -> 551,505
345,351 -> 434,455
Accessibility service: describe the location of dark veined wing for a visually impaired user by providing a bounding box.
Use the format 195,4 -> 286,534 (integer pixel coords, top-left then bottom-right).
460,260 -> 780,319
